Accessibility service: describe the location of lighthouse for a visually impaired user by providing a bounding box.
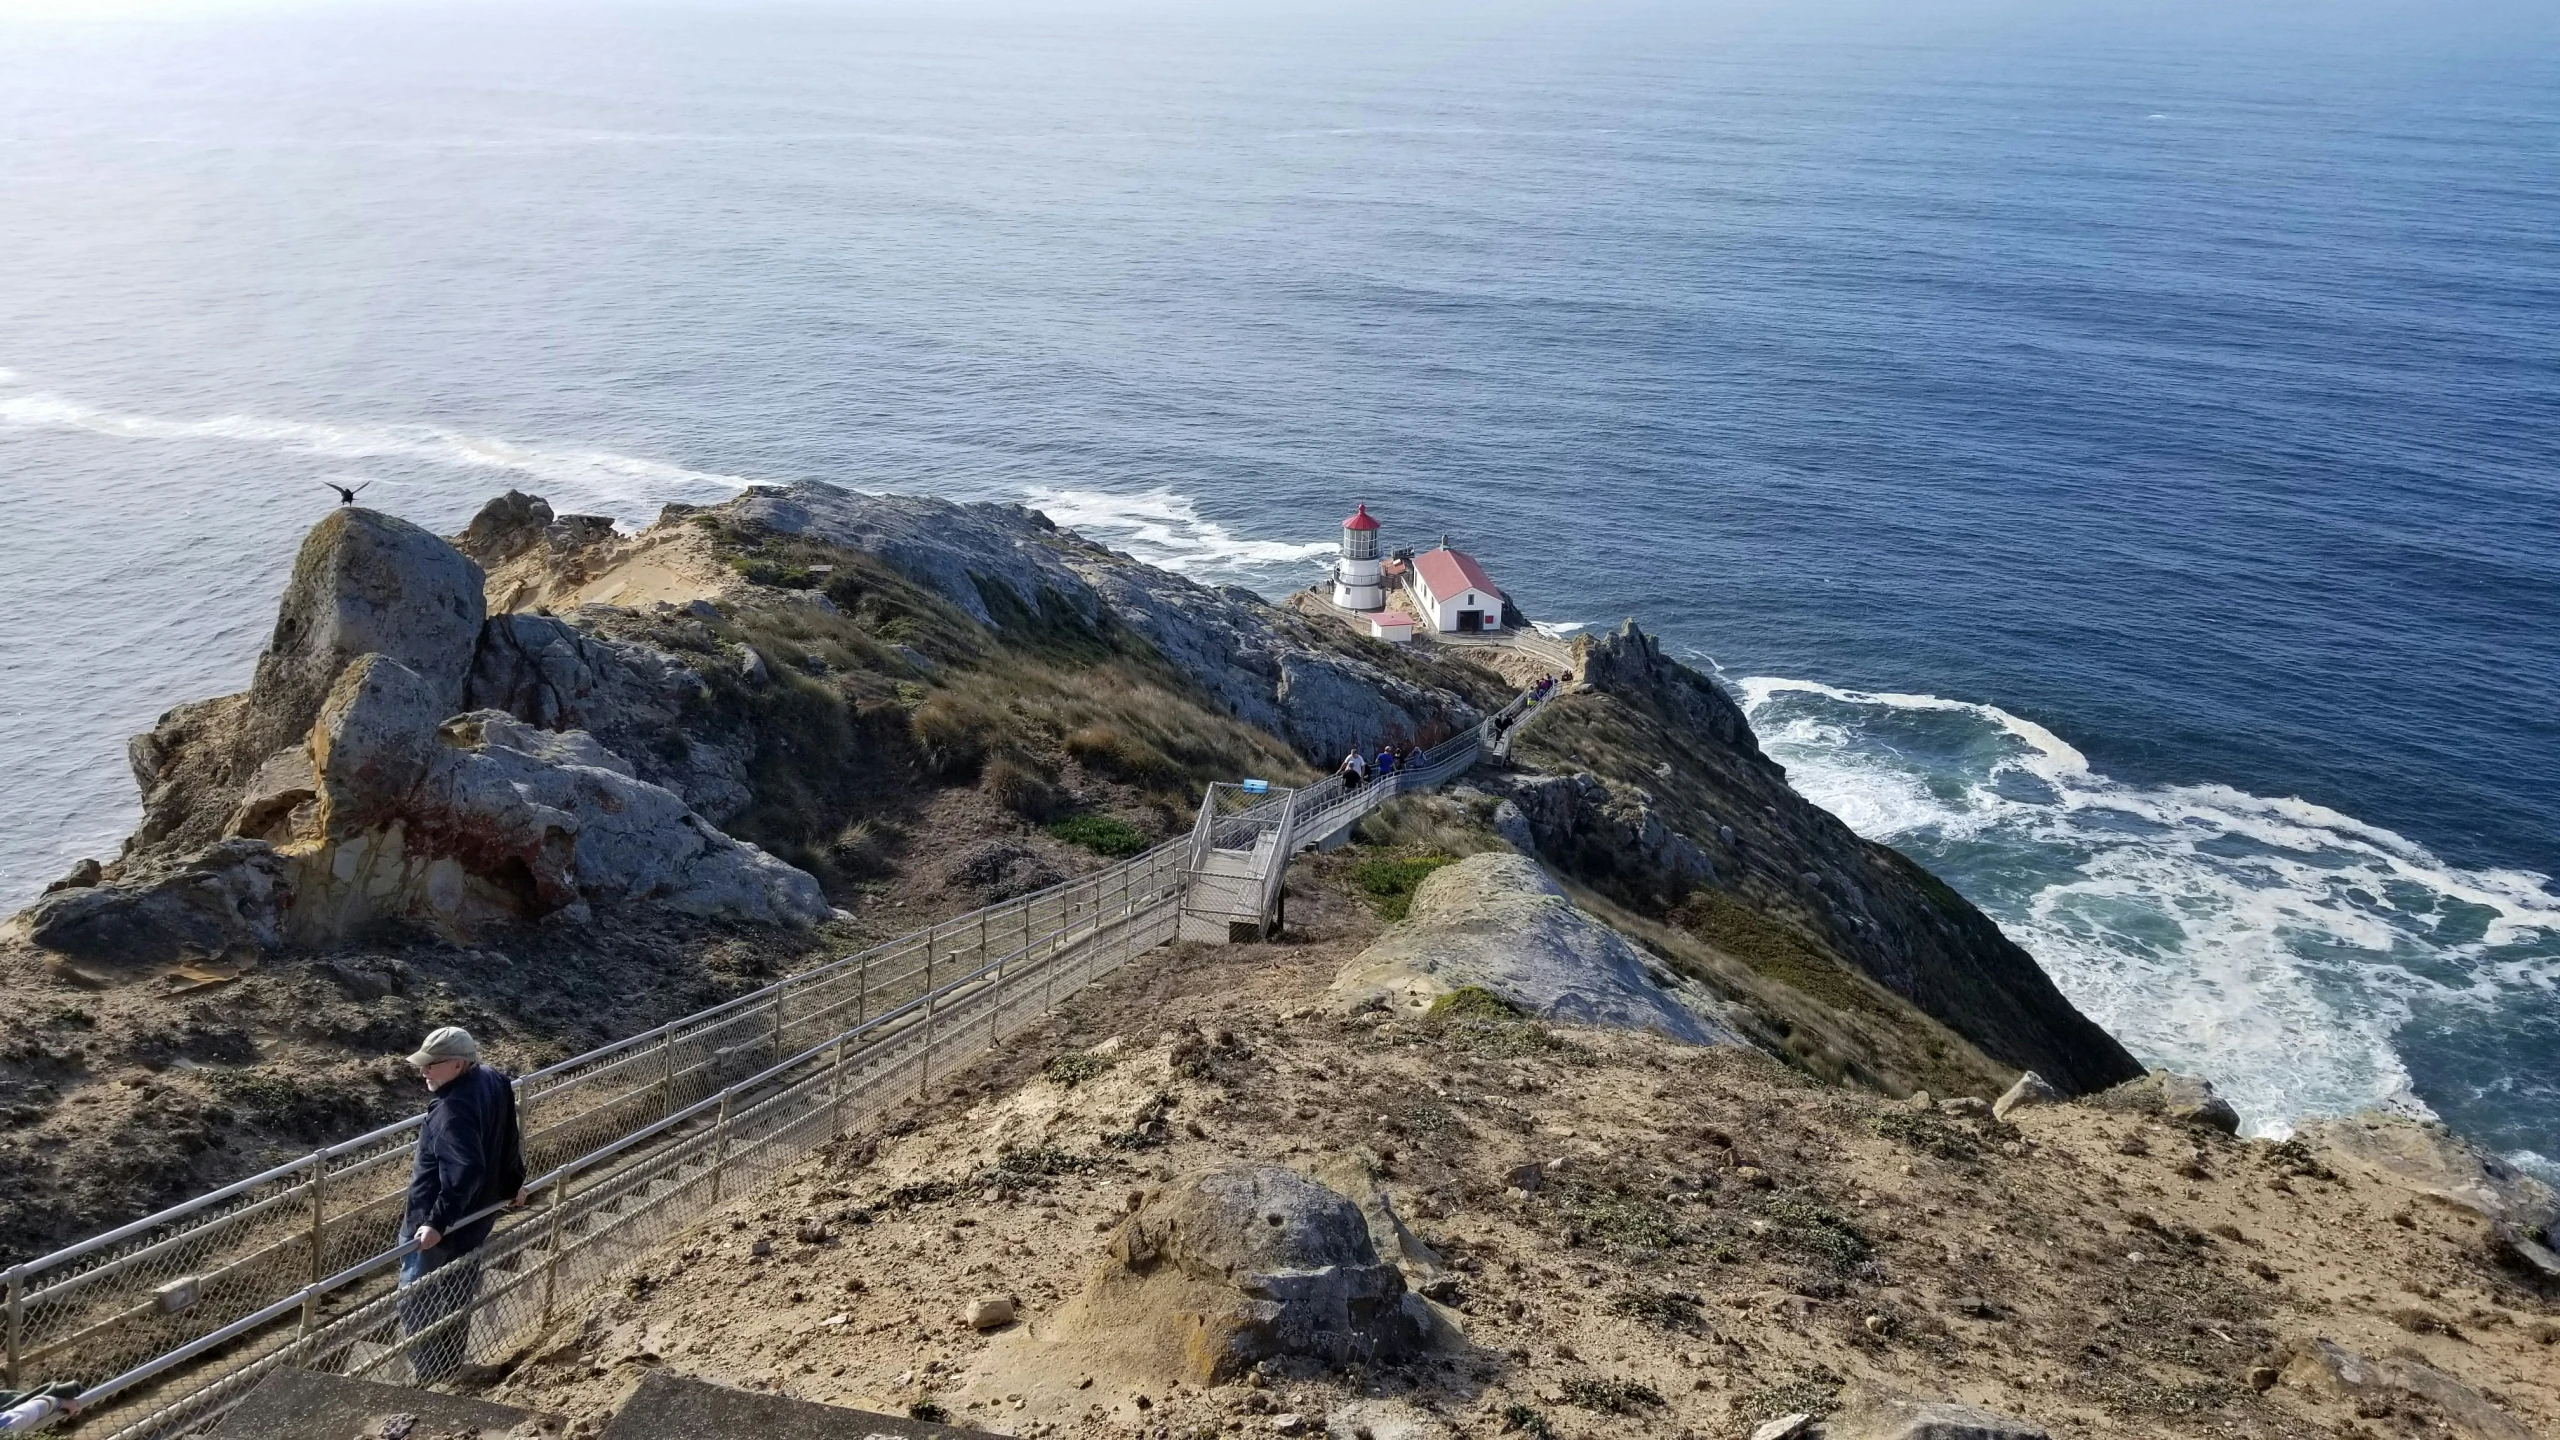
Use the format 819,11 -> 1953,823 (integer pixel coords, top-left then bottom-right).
1332,503 -> 1384,611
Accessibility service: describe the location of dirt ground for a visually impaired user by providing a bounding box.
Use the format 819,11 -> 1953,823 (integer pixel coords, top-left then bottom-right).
482,857 -> 2560,1440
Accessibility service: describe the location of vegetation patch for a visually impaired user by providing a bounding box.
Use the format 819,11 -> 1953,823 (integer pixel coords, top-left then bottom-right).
1046,814 -> 1150,858
993,1145 -> 1097,1180
1562,1183 -> 1684,1252
1732,1369 -> 1844,1431
1496,1403 -> 1556,1438
1425,985 -> 1516,1021
1763,1196 -> 1873,1272
1869,1107 -> 1981,1160
1558,1377 -> 1665,1414
1608,1286 -> 1706,1331
1353,853 -> 1458,922
1043,1049 -> 1116,1087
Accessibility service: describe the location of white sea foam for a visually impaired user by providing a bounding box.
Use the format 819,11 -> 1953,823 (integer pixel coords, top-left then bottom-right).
1532,620 -> 1591,638
1022,486 -> 1337,576
0,380 -> 749,523
1736,676 -> 2560,1140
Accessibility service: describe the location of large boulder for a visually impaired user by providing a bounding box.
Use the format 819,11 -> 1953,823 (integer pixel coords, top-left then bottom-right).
1092,1165 -> 1430,1382
8,839 -> 285,976
463,611 -> 748,820
284,660 -> 829,938
2278,1336 -> 2537,1440
2091,1071 -> 2243,1135
238,508 -> 486,784
127,509 -> 485,860
1330,852 -> 1742,1045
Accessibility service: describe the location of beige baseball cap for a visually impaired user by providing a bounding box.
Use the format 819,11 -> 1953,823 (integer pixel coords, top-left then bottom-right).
405,1026 -> 480,1069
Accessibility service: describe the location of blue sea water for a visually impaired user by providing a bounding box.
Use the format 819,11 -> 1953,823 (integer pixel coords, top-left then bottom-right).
1,0 -> 2553,1169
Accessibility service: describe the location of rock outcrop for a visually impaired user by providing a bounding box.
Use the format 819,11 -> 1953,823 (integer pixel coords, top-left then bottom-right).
463,610 -> 749,821
129,510 -> 487,860
2278,1336 -> 2538,1440
1501,620 -> 2146,1097
13,505 -> 828,974
732,485 -> 1490,764
1086,1165 -> 1431,1383
286,663 -> 830,938
1329,852 -> 1743,1045
2091,1071 -> 2243,1134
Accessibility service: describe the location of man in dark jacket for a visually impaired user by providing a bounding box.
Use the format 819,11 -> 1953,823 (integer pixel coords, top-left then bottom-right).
397,1027 -> 525,1383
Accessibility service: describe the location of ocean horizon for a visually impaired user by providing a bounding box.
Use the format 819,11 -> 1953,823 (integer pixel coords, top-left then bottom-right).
2,0 -> 2552,1174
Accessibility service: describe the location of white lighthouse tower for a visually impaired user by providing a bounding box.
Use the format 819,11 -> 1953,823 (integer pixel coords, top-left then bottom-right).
1332,503 -> 1384,611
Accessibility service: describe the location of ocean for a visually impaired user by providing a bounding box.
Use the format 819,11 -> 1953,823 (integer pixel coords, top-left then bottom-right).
1,0 -> 2552,1173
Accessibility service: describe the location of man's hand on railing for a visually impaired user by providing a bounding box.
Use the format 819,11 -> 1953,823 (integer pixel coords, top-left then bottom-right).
413,1224 -> 442,1251
509,1187 -> 530,1209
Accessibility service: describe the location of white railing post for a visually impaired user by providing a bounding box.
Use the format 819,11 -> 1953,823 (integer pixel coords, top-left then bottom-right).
709,1089 -> 734,1205
537,1170 -> 573,1327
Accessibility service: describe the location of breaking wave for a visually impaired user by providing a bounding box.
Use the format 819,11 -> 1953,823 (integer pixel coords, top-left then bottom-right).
1022,486 -> 1337,581
1735,676 -> 2560,1157
0,379 -> 750,525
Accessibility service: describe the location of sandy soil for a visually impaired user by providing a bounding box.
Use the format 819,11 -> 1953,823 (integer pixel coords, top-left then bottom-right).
483,861 -> 2560,1440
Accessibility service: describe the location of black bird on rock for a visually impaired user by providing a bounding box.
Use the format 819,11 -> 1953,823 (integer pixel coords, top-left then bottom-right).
325,481 -> 370,505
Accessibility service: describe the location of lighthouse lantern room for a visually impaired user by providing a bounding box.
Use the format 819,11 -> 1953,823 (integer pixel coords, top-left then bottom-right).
1332,503 -> 1384,611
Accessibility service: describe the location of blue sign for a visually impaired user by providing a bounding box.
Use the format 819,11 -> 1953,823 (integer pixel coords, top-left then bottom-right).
1241,779 -> 1270,794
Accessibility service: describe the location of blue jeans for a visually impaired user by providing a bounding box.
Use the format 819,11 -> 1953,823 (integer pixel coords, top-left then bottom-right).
396,1241 -> 484,1383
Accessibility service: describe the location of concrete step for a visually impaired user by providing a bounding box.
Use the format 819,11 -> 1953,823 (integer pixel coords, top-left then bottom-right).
206,1367 -> 541,1439
599,1371 -> 996,1438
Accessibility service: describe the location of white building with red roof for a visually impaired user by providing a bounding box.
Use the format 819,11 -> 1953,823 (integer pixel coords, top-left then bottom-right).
1409,545 -> 1505,634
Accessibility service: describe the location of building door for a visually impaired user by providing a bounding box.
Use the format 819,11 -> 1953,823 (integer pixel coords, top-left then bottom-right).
1456,610 -> 1483,633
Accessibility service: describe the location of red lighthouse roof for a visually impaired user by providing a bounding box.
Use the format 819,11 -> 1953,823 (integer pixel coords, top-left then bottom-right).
1342,504 -> 1379,532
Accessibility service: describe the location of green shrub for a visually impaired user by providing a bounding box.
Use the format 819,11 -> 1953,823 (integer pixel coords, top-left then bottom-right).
1064,725 -> 1182,789
1763,1196 -> 1872,1272
1425,985 -> 1516,1020
1354,853 -> 1457,922
1562,1184 -> 1684,1252
1047,814 -> 1150,857
1870,1107 -> 1980,1160
1043,1050 -> 1115,1087
910,694 -> 989,780
1608,1286 -> 1705,1331
1558,1377 -> 1663,1414
826,818 -> 903,879
1497,1404 -> 1556,1438
981,757 -> 1061,819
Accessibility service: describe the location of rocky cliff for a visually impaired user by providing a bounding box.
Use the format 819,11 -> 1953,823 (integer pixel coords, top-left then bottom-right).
1491,621 -> 2144,1098
2,481 -> 2136,1267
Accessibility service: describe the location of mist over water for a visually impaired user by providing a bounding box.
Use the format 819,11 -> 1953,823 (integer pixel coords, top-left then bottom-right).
1,0 -> 2553,1168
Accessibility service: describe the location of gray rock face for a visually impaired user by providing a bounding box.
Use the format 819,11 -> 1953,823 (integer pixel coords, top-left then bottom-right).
734,483 -> 1483,764
2092,1072 -> 2243,1135
1330,852 -> 1743,1045
126,509 -> 485,862
1109,1164 -> 1428,1382
13,838 -> 286,971
464,611 -> 748,820
240,508 -> 487,787
1485,770 -> 1719,891
289,680 -> 831,937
